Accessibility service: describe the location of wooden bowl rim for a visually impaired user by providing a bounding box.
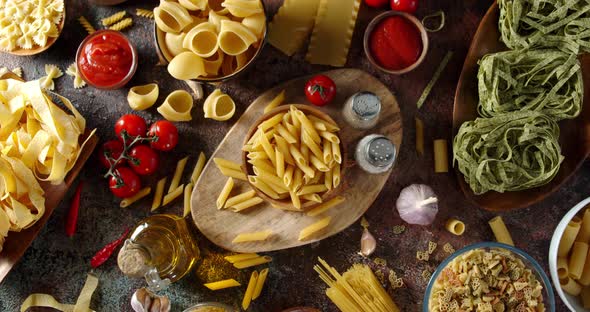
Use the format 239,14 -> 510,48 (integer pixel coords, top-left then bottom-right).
241,104 -> 345,211
4,10 -> 66,56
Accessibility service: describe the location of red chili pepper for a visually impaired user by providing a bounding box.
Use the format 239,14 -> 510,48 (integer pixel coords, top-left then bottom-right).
90,228 -> 130,269
65,181 -> 84,237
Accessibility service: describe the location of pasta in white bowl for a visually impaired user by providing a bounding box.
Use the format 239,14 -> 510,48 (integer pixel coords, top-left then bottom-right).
154,0 -> 267,82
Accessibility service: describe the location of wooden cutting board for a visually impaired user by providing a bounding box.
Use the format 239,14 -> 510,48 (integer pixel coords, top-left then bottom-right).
191,69 -> 402,253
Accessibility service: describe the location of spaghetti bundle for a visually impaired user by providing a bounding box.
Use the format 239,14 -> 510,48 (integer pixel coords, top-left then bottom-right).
453,111 -> 563,194
477,49 -> 582,121
499,0 -> 590,53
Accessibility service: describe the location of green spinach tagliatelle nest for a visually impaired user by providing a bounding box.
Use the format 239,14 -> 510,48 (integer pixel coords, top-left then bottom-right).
478,49 -> 583,121
453,111 -> 564,195
499,0 -> 590,53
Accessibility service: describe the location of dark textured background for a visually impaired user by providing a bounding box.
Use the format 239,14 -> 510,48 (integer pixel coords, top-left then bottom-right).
0,0 -> 582,311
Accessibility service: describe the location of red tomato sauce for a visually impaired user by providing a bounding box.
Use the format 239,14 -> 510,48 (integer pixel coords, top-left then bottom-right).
77,31 -> 135,88
369,16 -> 423,71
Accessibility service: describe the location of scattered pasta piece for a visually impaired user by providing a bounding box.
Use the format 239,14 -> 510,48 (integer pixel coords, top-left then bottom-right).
442,243 -> 455,254
388,270 -> 404,289
415,117 -> 424,156
232,230 -> 273,243
417,51 -> 453,109
20,274 -> 98,312
120,187 -> 151,208
360,216 -> 369,228
392,225 -> 405,235
306,196 -> 344,217
136,8 -> 155,19
169,156 -> 189,193
216,177 -> 234,209
203,89 -> 235,121
252,268 -> 268,300
242,270 -> 258,310
78,16 -> 96,34
163,184 -> 184,207
427,241 -> 437,254
183,183 -> 193,217
0,67 -> 22,77
224,253 -> 259,263
151,177 -> 167,211
298,216 -> 331,241
101,11 -> 127,27
373,257 -> 387,266
263,90 -> 285,114
204,279 -> 240,290
128,83 -> 159,111
158,90 -> 194,122
190,152 -> 206,184
65,63 -> 86,89
229,196 -> 263,212
433,139 -> 448,173
416,250 -> 429,262
488,216 -> 514,246
375,270 -> 385,283
109,17 -> 133,31
233,255 -> 272,269
421,268 -> 432,281
445,218 -> 465,236
39,64 -> 63,90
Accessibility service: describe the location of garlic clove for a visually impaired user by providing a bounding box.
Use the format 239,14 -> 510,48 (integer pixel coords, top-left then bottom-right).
159,296 -> 171,312
150,298 -> 161,312
360,227 -> 377,257
131,288 -> 170,312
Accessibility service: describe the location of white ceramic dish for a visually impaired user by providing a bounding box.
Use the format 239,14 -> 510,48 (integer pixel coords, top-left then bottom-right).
549,196 -> 590,312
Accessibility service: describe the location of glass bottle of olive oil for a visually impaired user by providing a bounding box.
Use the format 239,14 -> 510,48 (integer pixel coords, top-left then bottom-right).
118,214 -> 200,291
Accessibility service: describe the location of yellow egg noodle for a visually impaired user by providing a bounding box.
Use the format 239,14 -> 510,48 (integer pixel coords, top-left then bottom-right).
77,16 -> 96,35
39,64 -> 63,90
0,0 -> 63,51
21,273 -> 98,312
136,8 -> 154,19
65,63 -> 86,89
0,77 -> 94,251
101,11 -> 126,27
108,17 -> 133,31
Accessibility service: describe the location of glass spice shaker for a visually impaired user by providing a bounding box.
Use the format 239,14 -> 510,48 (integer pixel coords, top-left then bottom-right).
342,91 -> 381,129
355,134 -> 396,174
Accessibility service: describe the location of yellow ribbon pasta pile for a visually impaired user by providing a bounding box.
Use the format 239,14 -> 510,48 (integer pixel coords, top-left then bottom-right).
155,0 -> 266,80
0,77 -> 93,251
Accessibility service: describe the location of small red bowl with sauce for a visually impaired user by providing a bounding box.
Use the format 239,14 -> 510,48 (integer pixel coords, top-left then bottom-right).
76,30 -> 138,89
364,11 -> 428,75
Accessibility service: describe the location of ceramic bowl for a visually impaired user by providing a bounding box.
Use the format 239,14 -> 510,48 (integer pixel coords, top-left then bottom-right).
5,8 -> 65,56
182,302 -> 236,312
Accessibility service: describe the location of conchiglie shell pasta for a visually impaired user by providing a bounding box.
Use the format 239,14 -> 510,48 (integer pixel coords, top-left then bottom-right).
168,51 -> 206,80
204,89 -> 235,121
242,13 -> 265,38
203,50 -> 225,76
127,83 -> 159,111
222,0 -> 263,18
179,0 -> 207,11
209,10 -> 229,32
158,90 -> 194,121
183,22 -> 219,58
218,20 -> 257,56
208,0 -> 229,15
165,32 -> 188,56
185,15 -> 207,30
154,0 -> 192,33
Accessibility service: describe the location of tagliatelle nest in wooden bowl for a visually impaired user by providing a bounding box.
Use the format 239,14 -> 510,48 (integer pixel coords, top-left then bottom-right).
241,105 -> 345,212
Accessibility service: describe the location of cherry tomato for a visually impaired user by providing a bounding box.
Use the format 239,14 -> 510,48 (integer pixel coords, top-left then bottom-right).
364,0 -> 388,8
109,167 -> 141,198
390,0 -> 418,13
148,120 -> 179,151
114,114 -> 147,142
304,75 -> 336,106
128,145 -> 159,175
98,140 -> 125,169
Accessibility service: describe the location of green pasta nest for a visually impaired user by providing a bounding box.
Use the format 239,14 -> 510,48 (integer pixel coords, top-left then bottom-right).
477,49 -> 583,121
453,111 -> 564,195
499,0 -> 590,53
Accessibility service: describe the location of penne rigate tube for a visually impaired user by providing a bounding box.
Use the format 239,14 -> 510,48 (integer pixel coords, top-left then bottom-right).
252,268 -> 269,300
488,216 -> 514,246
190,152 -> 207,184
152,177 -> 167,211
306,196 -> 344,217
169,156 -> 189,193
299,216 -> 332,241
163,185 -> 184,207
216,178 -> 234,209
224,253 -> 259,263
234,256 -> 272,269
183,183 -> 193,217
242,270 -> 259,310
232,230 -> 273,244
120,187 -> 151,208
204,279 -> 241,290
445,218 -> 465,236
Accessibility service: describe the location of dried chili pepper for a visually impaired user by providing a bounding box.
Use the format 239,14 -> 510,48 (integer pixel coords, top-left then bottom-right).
65,181 -> 84,237
90,228 -> 130,268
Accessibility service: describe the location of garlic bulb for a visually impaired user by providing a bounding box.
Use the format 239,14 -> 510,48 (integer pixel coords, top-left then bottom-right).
396,184 -> 438,225
131,288 -> 171,312
360,227 -> 376,257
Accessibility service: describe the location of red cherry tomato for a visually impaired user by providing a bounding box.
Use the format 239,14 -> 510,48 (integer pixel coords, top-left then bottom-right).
114,114 -> 147,142
98,140 -> 125,169
390,0 -> 418,13
148,120 -> 179,151
128,145 -> 159,175
109,167 -> 141,198
364,0 -> 388,8
304,75 -> 336,106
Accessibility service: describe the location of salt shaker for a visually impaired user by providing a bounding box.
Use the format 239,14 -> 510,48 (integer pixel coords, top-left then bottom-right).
355,134 -> 396,174
342,92 -> 381,129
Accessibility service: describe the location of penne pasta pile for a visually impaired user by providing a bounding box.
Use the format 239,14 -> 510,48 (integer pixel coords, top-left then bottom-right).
244,105 -> 342,211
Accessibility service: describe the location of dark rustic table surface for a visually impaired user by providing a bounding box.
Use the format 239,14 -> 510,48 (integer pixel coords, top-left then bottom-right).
0,0 -> 584,311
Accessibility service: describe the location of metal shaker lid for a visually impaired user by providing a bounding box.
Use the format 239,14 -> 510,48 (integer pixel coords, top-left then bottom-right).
351,92 -> 381,120
365,136 -> 395,168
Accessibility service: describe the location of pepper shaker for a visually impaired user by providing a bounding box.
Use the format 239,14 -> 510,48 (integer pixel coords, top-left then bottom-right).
355,134 -> 396,174
342,92 -> 381,129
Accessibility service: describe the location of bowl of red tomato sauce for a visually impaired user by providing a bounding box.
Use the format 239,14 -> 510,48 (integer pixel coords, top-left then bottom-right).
364,11 -> 428,75
76,30 -> 138,89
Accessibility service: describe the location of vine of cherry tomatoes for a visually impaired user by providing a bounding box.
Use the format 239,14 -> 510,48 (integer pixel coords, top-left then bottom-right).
99,115 -> 179,198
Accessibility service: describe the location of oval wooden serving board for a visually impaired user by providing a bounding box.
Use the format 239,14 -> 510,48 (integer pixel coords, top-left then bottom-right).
453,2 -> 590,211
191,69 -> 402,253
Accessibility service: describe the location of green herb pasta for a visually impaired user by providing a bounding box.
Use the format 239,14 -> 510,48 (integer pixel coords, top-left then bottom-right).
499,0 -> 590,53
478,49 -> 582,121
453,111 -> 563,195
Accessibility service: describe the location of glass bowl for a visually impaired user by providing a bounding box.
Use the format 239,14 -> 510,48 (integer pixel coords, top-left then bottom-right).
423,242 -> 555,312
182,302 -> 236,312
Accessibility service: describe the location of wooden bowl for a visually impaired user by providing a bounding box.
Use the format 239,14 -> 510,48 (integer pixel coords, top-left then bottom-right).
363,11 -> 429,75
453,2 -> 590,211
241,105 -> 345,212
153,0 -> 268,83
4,10 -> 65,56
